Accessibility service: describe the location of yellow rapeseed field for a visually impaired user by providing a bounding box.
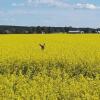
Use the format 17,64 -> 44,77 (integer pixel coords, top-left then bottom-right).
0,34 -> 100,100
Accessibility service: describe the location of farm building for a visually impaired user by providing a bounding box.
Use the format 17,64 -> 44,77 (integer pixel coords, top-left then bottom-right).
96,31 -> 100,33
68,30 -> 84,33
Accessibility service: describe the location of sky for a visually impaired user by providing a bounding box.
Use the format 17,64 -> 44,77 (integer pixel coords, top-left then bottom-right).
0,0 -> 100,27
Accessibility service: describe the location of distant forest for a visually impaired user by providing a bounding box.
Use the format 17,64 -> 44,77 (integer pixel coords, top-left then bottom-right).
0,25 -> 100,34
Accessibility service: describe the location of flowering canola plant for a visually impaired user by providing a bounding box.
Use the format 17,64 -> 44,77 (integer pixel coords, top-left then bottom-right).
0,34 -> 100,100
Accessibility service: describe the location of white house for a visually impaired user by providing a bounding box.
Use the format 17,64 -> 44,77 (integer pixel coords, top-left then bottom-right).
96,31 -> 100,33
68,30 -> 84,33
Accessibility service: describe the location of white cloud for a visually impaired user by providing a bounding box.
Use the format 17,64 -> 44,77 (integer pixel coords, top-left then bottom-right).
27,0 -> 69,8
75,3 -> 99,10
11,0 -> 100,10
26,0 -> 100,10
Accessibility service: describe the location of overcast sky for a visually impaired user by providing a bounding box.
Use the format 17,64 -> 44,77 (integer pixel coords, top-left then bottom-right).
0,0 -> 100,27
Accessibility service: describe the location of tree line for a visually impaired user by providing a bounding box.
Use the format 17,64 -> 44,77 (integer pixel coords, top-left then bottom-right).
0,25 -> 99,34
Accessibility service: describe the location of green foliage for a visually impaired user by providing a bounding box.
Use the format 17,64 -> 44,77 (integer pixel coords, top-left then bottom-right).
0,59 -> 100,100
0,34 -> 100,99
